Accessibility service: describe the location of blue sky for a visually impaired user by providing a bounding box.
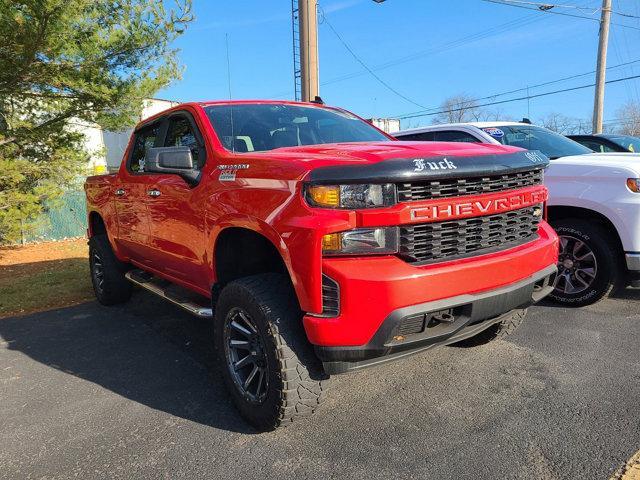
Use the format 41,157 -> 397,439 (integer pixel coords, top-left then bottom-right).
158,0 -> 640,130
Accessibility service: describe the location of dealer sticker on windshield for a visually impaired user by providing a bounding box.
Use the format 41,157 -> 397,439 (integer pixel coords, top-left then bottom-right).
482,127 -> 504,138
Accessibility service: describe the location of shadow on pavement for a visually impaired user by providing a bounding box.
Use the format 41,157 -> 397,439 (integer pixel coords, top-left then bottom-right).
611,287 -> 640,301
0,290 -> 254,434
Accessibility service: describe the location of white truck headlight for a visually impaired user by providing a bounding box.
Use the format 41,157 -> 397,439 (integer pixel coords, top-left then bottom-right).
306,184 -> 396,209
627,178 -> 640,193
322,227 -> 399,256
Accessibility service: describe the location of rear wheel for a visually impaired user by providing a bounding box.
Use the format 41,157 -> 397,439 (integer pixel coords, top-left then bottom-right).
451,309 -> 527,348
549,219 -> 622,307
214,274 -> 328,431
89,234 -> 132,305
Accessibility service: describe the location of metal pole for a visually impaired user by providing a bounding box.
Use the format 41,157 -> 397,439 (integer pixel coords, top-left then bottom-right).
299,0 -> 319,102
291,0 -> 302,101
592,0 -> 612,133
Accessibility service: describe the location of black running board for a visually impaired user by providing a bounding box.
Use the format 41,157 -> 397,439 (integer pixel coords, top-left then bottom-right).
125,270 -> 213,318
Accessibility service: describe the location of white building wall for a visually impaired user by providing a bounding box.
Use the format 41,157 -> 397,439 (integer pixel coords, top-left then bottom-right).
68,120 -> 107,174
79,98 -> 179,174
368,118 -> 401,134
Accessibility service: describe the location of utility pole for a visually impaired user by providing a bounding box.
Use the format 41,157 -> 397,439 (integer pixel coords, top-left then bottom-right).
298,0 -> 319,102
592,0 -> 612,133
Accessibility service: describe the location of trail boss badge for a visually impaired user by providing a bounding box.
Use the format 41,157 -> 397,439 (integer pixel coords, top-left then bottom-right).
524,151 -> 547,164
218,163 -> 249,182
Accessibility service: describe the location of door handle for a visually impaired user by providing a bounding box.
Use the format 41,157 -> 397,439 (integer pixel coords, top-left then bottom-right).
147,189 -> 161,197
115,188 -> 126,196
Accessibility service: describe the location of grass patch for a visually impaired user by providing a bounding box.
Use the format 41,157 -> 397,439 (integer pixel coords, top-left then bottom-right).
0,240 -> 93,318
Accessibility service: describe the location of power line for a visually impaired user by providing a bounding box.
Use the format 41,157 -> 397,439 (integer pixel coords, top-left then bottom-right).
269,7 -> 549,98
321,12 -> 545,86
484,0 -> 640,18
561,118 -> 627,127
479,0 -> 640,29
397,73 -> 640,120
274,0 -> 638,106
482,0 -> 600,20
319,7 -> 430,109
395,58 -> 640,118
320,0 -> 607,89
608,3 -> 636,104
486,0 -> 599,13
326,12 -> 570,87
611,10 -> 640,19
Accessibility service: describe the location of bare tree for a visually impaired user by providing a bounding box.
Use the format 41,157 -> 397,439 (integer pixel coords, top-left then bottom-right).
540,113 -> 592,135
541,113 -> 577,134
432,94 -> 484,124
572,118 -> 593,134
476,107 -> 514,122
615,101 -> 640,136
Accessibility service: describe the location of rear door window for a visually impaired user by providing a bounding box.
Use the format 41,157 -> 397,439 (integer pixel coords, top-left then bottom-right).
609,135 -> 640,152
396,132 -> 436,141
433,130 -> 480,143
578,140 -> 606,153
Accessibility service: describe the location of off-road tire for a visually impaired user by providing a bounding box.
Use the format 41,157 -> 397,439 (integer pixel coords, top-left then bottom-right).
89,234 -> 132,305
451,309 -> 527,348
549,219 -> 622,307
214,273 -> 328,431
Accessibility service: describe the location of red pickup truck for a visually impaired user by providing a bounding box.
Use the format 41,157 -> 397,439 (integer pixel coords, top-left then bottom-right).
84,100 -> 558,430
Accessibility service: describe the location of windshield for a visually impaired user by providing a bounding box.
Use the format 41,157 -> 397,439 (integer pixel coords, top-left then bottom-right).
481,125 -> 592,159
608,135 -> 640,153
204,103 -> 390,152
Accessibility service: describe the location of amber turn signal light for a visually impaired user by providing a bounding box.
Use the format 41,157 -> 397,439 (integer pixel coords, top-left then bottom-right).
322,233 -> 342,252
307,185 -> 340,208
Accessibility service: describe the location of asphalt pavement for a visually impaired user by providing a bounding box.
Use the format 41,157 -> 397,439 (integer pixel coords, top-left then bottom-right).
1,288 -> 639,480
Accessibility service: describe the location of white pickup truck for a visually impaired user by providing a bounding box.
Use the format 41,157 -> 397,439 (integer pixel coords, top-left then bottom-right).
395,122 -> 640,306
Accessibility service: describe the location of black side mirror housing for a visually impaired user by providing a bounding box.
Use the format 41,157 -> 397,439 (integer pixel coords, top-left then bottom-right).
144,146 -> 200,184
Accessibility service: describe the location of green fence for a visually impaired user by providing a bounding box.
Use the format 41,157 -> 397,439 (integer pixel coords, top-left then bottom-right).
25,190 -> 88,243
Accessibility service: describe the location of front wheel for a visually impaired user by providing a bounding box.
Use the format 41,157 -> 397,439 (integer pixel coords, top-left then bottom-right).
214,274 -> 328,431
549,219 -> 622,307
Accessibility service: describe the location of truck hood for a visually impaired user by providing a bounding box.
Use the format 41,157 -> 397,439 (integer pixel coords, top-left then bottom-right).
264,141 -> 520,165
551,152 -> 640,176
265,142 -> 550,184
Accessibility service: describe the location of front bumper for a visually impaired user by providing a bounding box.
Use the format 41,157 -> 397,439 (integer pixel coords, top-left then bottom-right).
626,253 -> 640,287
303,221 -> 559,373
626,253 -> 640,271
303,221 -> 558,348
315,264 -> 556,374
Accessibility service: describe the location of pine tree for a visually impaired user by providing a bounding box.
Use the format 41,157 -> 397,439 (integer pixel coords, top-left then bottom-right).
0,0 -> 193,242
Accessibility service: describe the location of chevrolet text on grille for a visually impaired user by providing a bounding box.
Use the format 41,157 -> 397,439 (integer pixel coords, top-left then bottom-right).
410,189 -> 547,221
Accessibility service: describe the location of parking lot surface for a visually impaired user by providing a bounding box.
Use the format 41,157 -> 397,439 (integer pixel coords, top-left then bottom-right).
1,289 -> 639,479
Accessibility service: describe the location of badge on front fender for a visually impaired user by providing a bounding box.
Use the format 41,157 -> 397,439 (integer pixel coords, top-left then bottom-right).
218,164 -> 249,182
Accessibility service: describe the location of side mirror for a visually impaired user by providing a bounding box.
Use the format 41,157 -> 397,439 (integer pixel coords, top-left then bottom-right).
144,146 -> 200,184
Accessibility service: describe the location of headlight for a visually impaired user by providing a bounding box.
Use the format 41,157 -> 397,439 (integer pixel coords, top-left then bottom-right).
306,184 -> 396,209
322,227 -> 399,256
627,178 -> 640,193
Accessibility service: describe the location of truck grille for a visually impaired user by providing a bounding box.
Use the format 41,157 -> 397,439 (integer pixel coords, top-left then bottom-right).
399,205 -> 542,264
397,168 -> 543,202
